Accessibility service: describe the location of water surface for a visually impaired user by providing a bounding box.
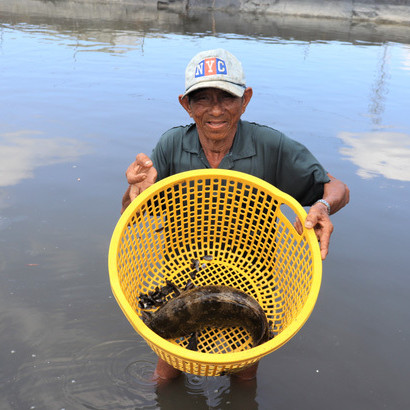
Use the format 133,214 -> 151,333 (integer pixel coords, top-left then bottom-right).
1,2 -> 410,409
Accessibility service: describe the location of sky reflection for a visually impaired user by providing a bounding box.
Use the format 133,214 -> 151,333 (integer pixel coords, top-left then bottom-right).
0,130 -> 89,187
339,131 -> 410,181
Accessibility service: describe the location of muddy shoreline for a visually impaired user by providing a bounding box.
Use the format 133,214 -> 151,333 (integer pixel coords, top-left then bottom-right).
1,0 -> 410,25
1,0 -> 410,45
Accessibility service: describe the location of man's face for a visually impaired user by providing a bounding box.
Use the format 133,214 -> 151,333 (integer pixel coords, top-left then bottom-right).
179,87 -> 252,143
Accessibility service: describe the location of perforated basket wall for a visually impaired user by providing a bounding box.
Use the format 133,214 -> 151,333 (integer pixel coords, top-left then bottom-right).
108,169 -> 322,376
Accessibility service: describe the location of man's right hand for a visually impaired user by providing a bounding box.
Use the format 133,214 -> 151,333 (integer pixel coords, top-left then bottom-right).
121,153 -> 157,213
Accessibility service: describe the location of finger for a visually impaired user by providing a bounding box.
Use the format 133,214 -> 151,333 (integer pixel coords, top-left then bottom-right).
129,184 -> 140,201
139,172 -> 157,194
294,217 -> 303,234
319,235 -> 330,260
136,156 -> 153,180
306,201 -> 329,229
145,166 -> 158,185
126,154 -> 153,184
305,210 -> 318,229
135,153 -> 152,165
127,172 -> 147,185
129,167 -> 158,200
317,221 -> 333,260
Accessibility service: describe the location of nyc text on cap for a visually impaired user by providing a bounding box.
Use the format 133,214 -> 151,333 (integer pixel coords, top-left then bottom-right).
183,49 -> 246,98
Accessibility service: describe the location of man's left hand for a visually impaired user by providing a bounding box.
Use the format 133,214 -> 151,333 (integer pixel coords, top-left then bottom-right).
294,202 -> 334,260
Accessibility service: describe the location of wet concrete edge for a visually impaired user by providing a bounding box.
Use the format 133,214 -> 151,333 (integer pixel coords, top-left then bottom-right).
1,0 -> 410,25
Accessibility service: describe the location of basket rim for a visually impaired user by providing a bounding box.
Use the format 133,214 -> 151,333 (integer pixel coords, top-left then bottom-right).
108,169 -> 322,363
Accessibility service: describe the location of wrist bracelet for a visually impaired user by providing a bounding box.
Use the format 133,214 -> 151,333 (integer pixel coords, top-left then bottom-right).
315,199 -> 331,215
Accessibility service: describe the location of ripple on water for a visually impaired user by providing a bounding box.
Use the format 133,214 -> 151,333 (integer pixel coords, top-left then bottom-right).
184,374 -> 231,408
10,339 -> 257,409
11,339 -> 159,409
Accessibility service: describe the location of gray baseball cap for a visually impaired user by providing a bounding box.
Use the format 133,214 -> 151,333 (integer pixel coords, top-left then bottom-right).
182,49 -> 246,98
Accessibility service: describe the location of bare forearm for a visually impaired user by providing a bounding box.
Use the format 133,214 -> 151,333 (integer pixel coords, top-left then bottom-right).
121,185 -> 132,214
322,173 -> 350,215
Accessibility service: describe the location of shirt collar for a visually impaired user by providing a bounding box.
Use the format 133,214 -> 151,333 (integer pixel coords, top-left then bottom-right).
182,123 -> 201,154
230,120 -> 256,160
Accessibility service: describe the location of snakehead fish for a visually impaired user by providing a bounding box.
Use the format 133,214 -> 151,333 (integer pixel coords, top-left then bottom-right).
141,285 -> 269,347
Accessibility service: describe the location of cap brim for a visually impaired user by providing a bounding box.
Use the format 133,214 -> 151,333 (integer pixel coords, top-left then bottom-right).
183,80 -> 245,98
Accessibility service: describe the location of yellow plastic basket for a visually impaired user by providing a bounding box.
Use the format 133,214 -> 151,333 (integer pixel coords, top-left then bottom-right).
108,169 -> 322,376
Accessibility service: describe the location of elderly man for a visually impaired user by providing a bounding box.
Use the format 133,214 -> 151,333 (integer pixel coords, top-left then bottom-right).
121,49 -> 349,381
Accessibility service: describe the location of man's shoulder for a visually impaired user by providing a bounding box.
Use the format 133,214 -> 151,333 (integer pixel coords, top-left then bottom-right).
156,124 -> 195,150
161,124 -> 194,139
242,120 -> 283,136
241,121 -> 286,145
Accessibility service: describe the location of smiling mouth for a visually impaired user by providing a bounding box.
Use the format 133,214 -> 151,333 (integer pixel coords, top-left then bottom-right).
206,121 -> 227,129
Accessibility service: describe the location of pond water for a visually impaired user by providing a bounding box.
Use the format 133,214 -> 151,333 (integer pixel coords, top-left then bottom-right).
1,1 -> 410,409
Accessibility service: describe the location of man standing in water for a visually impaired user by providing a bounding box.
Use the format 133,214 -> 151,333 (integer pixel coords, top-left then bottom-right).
121,49 -> 350,381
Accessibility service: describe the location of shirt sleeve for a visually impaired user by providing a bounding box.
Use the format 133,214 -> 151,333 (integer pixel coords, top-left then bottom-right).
274,133 -> 330,206
151,129 -> 175,182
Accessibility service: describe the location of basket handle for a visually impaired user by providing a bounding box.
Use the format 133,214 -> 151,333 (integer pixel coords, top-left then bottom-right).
279,203 -> 307,239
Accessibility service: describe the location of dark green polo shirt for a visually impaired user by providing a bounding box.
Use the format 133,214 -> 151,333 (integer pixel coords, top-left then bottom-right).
151,120 -> 330,206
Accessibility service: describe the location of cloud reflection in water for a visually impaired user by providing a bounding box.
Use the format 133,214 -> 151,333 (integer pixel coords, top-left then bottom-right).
0,130 -> 89,187
339,131 -> 410,181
